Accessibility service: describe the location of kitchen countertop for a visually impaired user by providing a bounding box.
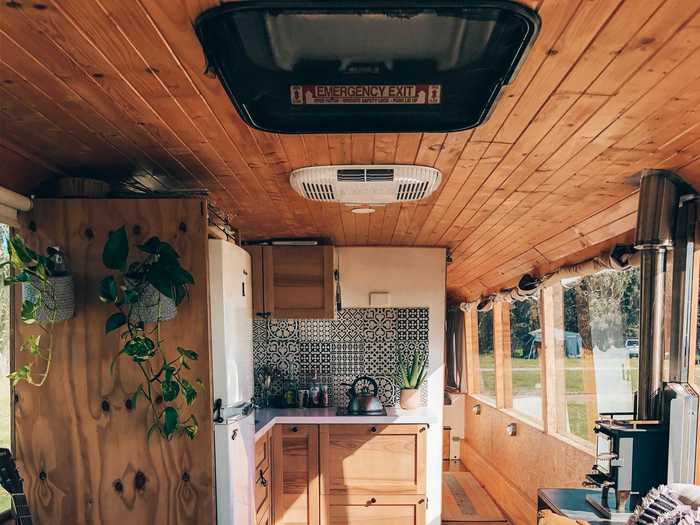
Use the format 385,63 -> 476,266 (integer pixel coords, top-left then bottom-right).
254,407 -> 439,439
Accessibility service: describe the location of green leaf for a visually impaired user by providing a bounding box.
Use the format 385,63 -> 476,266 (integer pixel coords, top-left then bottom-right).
136,237 -> 161,254
9,235 -> 37,268
123,289 -> 139,305
99,276 -> 118,303
123,336 -> 156,362
184,418 -> 198,439
8,364 -> 32,386
161,380 -> 180,402
129,388 -> 141,409
105,312 -> 127,334
103,226 -> 129,270
162,407 -> 178,438
4,272 -> 30,285
145,265 -> 175,299
179,379 -> 197,405
20,335 -> 41,355
20,300 -> 38,324
176,347 -> 198,361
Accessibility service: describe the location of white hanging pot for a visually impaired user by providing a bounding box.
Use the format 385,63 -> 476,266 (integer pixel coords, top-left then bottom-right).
22,275 -> 75,322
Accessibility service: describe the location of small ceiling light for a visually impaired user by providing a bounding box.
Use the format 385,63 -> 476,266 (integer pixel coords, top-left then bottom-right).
351,207 -> 375,215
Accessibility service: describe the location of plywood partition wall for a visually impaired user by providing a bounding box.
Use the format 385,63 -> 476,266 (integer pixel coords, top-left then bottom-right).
13,199 -> 214,524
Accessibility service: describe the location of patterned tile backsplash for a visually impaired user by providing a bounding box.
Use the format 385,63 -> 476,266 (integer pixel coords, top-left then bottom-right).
253,308 -> 429,407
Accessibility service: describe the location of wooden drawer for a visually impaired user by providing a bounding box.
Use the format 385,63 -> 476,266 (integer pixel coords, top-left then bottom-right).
321,495 -> 426,525
320,424 -> 427,495
255,464 -> 272,522
256,429 -> 271,471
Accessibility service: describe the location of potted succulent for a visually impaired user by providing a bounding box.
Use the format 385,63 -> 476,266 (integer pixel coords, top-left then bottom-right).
394,351 -> 428,410
99,226 -> 201,440
2,234 -> 74,386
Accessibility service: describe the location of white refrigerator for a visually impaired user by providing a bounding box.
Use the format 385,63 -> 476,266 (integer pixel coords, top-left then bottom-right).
209,239 -> 255,525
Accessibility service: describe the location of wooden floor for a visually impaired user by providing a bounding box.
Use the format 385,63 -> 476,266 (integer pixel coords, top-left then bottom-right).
442,461 -> 510,525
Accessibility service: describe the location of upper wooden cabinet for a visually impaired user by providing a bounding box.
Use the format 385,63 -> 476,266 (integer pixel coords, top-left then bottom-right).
245,245 -> 335,319
319,425 -> 427,495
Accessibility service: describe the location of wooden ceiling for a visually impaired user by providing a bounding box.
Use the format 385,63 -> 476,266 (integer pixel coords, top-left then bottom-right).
1,0 -> 699,302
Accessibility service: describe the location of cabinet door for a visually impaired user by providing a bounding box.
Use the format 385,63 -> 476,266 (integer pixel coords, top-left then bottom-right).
265,246 -> 334,319
272,424 -> 320,525
319,425 -> 427,495
244,246 -> 267,317
321,495 -> 426,525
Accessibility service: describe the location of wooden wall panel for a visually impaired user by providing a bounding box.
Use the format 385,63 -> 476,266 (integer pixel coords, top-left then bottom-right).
13,199 -> 214,524
461,395 -> 592,524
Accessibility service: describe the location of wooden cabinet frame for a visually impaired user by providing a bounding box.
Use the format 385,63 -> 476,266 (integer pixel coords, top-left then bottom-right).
272,424 -> 320,525
246,245 -> 335,319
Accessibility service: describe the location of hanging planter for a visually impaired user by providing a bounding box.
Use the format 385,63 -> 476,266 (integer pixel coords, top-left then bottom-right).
125,279 -> 177,324
22,274 -> 75,322
98,226 -> 201,441
3,237 -> 72,387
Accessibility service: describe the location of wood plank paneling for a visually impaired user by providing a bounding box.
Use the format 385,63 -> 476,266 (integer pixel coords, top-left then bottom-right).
1,0 -> 700,302
13,199 -> 214,525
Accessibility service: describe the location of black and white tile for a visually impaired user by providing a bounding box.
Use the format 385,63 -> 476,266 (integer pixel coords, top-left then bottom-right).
254,308 -> 429,407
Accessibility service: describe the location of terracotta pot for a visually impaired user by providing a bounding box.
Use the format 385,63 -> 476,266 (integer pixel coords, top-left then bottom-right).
399,388 -> 420,410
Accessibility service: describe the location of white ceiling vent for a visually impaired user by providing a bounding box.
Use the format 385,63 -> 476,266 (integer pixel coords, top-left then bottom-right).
290,165 -> 442,205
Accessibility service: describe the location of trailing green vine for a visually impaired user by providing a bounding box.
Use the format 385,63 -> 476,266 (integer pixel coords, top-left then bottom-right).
1,235 -> 64,387
99,226 -> 201,440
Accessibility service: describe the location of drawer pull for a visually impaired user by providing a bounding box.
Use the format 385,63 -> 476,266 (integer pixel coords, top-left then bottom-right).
370,426 -> 377,433
291,426 -> 299,433
258,469 -> 268,488
370,498 -> 377,504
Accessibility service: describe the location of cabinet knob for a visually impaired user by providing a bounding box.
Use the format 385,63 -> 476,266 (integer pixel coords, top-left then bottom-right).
370,426 -> 377,433
291,426 -> 299,433
370,498 -> 376,504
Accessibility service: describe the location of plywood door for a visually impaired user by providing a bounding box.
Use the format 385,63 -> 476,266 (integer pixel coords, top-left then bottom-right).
320,495 -> 426,525
272,424 -> 320,525
319,425 -> 426,495
13,198 -> 214,525
264,246 -> 335,319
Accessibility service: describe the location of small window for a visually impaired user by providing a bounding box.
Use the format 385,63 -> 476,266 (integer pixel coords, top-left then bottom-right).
475,309 -> 496,403
556,268 -> 640,444
507,298 -> 542,421
0,225 -> 11,512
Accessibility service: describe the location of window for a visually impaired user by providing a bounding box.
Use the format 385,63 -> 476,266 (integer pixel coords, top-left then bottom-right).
0,225 -> 10,512
475,309 -> 496,402
555,268 -> 640,444
508,298 -> 543,421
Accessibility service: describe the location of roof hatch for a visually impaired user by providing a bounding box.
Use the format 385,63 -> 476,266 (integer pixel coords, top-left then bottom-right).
194,1 -> 540,134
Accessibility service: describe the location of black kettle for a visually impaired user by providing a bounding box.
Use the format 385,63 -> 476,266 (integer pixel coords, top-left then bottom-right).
344,376 -> 384,414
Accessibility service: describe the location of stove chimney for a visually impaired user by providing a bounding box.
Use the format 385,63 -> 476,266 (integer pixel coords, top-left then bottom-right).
634,170 -> 680,420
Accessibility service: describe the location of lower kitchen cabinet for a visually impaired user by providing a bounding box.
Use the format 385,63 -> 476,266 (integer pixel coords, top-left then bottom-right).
320,495 -> 426,525
272,424 -> 320,525
319,424 -> 427,494
256,429 -> 273,524
268,424 -> 427,525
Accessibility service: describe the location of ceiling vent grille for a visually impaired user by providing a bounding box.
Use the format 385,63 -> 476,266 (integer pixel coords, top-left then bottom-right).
291,165 -> 441,205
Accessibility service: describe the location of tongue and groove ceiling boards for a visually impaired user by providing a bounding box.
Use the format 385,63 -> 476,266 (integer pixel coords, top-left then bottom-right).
1,0 -> 699,301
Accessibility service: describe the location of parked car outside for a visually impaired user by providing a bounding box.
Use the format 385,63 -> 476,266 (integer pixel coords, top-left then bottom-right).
625,338 -> 640,357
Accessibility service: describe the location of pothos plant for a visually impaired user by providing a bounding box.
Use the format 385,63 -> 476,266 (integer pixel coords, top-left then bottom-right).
2,234 -> 62,387
99,226 -> 201,440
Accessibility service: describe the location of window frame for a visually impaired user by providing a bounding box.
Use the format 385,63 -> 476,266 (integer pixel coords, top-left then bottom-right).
464,262 -> 651,456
